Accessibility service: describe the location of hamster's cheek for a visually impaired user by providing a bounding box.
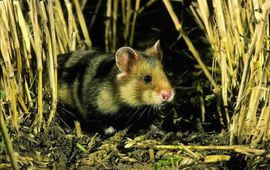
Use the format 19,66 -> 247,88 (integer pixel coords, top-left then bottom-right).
142,90 -> 162,105
119,79 -> 140,106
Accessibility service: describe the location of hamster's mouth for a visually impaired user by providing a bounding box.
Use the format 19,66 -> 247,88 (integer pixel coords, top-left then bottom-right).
140,89 -> 174,106
149,96 -> 170,106
155,102 -> 166,108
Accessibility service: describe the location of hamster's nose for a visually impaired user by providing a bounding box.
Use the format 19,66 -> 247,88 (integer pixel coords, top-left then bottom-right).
161,89 -> 174,101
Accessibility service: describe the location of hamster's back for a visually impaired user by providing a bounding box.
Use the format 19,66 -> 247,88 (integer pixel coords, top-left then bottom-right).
56,41 -> 175,133
57,49 -> 117,114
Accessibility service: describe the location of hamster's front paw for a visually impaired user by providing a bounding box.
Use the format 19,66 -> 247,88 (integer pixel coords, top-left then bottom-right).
103,126 -> 116,135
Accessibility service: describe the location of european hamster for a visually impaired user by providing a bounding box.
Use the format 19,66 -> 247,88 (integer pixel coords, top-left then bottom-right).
57,41 -> 174,134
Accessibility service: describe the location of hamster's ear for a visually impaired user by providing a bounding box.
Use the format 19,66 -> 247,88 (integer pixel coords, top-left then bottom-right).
145,40 -> 163,61
115,47 -> 138,73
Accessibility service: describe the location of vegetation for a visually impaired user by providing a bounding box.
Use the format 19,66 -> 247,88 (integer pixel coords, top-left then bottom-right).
1,0 -> 270,169
190,0 -> 270,145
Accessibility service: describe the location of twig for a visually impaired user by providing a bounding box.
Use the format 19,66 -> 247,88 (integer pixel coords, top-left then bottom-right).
131,143 -> 267,157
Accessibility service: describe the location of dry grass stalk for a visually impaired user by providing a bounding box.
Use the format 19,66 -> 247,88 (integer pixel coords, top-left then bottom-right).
123,0 -> 131,46
104,0 -> 157,51
74,0 -> 92,47
105,0 -> 112,52
0,0 -> 90,133
0,91 -> 19,170
129,0 -> 140,47
89,0 -> 102,30
162,0 -> 219,91
112,0 -> 119,51
162,0 -> 223,125
1,0 -> 90,166
29,0 -> 43,132
46,0 -> 57,126
190,0 -> 270,144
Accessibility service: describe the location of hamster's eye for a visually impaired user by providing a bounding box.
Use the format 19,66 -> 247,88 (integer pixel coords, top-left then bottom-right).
143,75 -> 152,84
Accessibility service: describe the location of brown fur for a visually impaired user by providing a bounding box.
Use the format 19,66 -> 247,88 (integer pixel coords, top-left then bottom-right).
54,41 -> 174,132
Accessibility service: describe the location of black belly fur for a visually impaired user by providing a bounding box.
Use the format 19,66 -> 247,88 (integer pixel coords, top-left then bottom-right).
58,104 -> 157,134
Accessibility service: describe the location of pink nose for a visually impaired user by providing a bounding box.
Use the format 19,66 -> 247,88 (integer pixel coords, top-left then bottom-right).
161,90 -> 173,101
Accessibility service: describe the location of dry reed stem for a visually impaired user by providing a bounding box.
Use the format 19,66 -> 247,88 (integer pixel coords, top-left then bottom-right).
0,95 -> 19,170
163,0 -> 219,92
112,0 -> 119,52
132,143 -> 266,156
196,83 -> 205,122
28,0 -> 43,132
138,0 -> 157,14
65,0 -> 79,50
129,0 -> 140,47
46,0 -> 57,126
103,0 -> 121,52
204,155 -> 231,163
123,0 -> 131,46
191,0 -> 270,144
74,0 -> 92,47
1,1 -> 19,129
75,120 -> 82,137
121,0 -> 126,26
236,0 -> 270,144
236,1 -> 270,111
105,0 -> 112,52
203,0 -> 233,124
251,55 -> 270,145
55,0 -> 70,51
1,0 -> 91,135
163,0 -> 226,125
89,0 -> 102,30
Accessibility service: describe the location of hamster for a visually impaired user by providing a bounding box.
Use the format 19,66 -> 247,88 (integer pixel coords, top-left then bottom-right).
56,41 -> 174,134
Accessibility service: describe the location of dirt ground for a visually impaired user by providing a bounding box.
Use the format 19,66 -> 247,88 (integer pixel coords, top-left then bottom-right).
0,111 -> 230,169
1,38 -> 270,170
1,72 -> 269,169
1,50 -> 270,169
1,110 -> 268,169
1,1 -> 270,169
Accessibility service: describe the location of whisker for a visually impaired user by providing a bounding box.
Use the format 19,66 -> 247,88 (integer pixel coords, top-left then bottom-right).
115,104 -> 133,119
127,107 -> 141,123
148,106 -> 154,120
138,106 -> 148,121
57,114 -> 72,130
57,105 -> 76,117
172,68 -> 189,85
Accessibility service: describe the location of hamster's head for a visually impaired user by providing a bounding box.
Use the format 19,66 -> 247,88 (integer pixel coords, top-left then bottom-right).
115,40 -> 175,107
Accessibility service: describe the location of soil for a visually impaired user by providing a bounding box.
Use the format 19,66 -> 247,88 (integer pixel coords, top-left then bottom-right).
1,1 -> 270,169
1,71 -> 269,169
1,45 -> 269,169
0,109 -> 231,169
1,109 -> 267,169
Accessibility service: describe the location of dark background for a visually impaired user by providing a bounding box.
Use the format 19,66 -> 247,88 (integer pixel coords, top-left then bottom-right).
80,0 -> 223,133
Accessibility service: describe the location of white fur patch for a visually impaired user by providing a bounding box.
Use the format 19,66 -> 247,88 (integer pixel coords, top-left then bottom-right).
116,72 -> 127,80
104,126 -> 116,135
